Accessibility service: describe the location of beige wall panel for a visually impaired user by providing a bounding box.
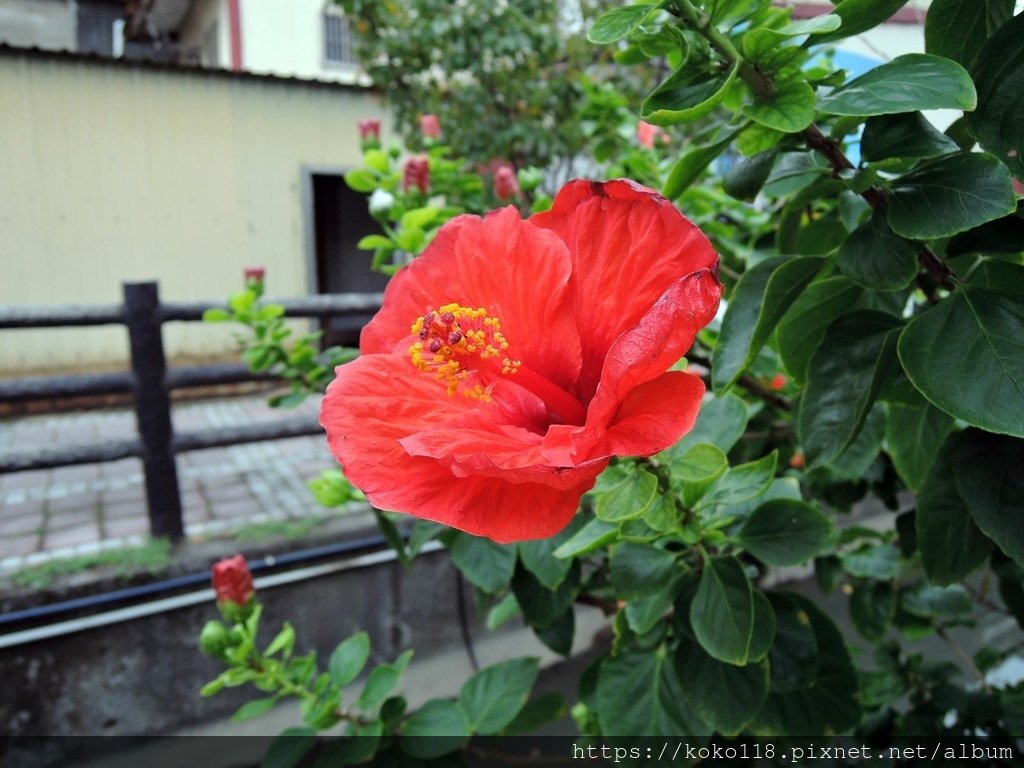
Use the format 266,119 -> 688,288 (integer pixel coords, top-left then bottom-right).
0,51 -> 387,374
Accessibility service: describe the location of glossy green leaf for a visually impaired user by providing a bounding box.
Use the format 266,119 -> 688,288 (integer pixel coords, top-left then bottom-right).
642,61 -> 740,125
969,10 -> 1024,177
262,728 -> 317,768
901,583 -> 972,617
552,516 -> 617,559
946,205 -> 1024,258
401,700 -> 471,758
664,393 -> 749,456
810,0 -> 910,43
827,404 -> 886,480
232,696 -> 278,723
594,467 -> 659,522
954,430 -> 1024,566
837,212 -> 919,291
587,4 -> 654,44
357,233 -> 394,250
742,79 -> 817,133
676,638 -> 769,735
399,206 -> 439,230
748,591 -> 777,662
782,14 -> 842,35
850,582 -> 896,642
458,658 -> 539,735
518,517 -> 581,590
777,276 -> 862,382
625,573 -> 682,635
691,555 -> 754,665
535,607 -> 575,656
714,256 -> 824,392
610,543 -> 679,600
503,692 -> 566,736
925,0 -> 1014,68
885,392 -> 954,492
700,451 -> 778,510
666,444 -> 728,484
328,631 -> 370,688
768,593 -> 818,693
886,152 -> 1016,239
723,149 -> 777,201
818,54 -> 976,116
841,543 -> 902,580
356,651 -> 412,712
449,533 -> 516,594
596,650 -> 709,737
861,112 -> 960,163
343,168 -> 377,193
763,152 -> 824,197
917,434 -> 993,584
898,286 -> 1024,437
512,562 -> 579,629
663,130 -> 741,199
739,499 -> 834,566
799,311 -> 902,467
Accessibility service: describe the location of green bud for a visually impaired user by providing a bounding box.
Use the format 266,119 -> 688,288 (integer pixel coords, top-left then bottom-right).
199,620 -> 231,657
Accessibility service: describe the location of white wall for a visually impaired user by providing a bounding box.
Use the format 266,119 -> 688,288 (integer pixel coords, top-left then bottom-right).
0,0 -> 75,51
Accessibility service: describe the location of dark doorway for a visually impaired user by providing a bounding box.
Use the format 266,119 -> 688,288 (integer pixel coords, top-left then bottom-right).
310,173 -> 391,347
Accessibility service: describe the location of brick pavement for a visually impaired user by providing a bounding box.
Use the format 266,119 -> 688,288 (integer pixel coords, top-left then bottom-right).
0,394 -> 337,573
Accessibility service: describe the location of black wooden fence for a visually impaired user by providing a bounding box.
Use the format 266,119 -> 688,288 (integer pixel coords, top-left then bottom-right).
0,282 -> 383,539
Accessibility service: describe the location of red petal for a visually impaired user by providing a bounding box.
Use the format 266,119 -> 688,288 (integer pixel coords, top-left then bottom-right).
360,207 -> 582,391
321,354 -> 594,542
531,179 -> 718,399
603,371 -> 705,457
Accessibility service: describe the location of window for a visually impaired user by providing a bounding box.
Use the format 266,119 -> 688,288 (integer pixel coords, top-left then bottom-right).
323,10 -> 356,66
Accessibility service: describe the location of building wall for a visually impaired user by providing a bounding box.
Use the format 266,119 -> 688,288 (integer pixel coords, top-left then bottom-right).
0,49 -> 389,374
0,0 -> 75,51
178,0 -> 231,69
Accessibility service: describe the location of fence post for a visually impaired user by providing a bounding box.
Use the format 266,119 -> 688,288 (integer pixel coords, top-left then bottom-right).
123,281 -> 184,540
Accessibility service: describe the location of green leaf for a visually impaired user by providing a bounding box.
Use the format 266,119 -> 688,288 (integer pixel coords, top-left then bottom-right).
849,581 -> 896,642
898,286 -> 1024,437
663,130 -> 741,199
535,607 -> 575,656
763,152 -> 824,197
261,728 -> 317,768
664,393 -> 749,456
925,0 -> 1014,69
610,543 -> 679,600
947,205 -> 1024,258
954,430 -> 1024,566
723,149 -> 777,201
625,573 -> 682,635
344,168 -> 377,193
742,79 -> 817,133
799,311 -> 902,467
596,650 -> 709,737
231,696 -> 278,722
768,593 -> 818,693
810,0 -> 910,43
665,443 -> 728,485
886,152 -> 1016,240
714,256 -> 824,392
755,595 -> 860,735
356,650 -> 412,712
552,516 -> 617,559
518,519 -> 580,590
395,227 -> 426,253
502,692 -> 566,736
363,148 -> 389,173
748,591 -> 777,662
458,658 -> 539,736
837,213 -> 919,291
781,14 -> 842,35
399,206 -> 439,231
264,623 -> 296,658
329,631 -> 370,687
827,404 -> 886,480
202,307 -> 231,322
676,638 -> 769,735
356,234 -> 393,250
449,533 -> 516,594
861,111 -> 960,163
885,391 -> 954,492
739,499 -> 834,566
512,562 -> 579,629
587,4 -> 654,44
642,61 -> 740,125
400,700 -> 471,758
917,433 -> 993,584
818,54 -> 976,116
778,276 -> 862,382
841,543 -> 902,580
700,451 -> 778,509
969,10 -> 1024,177
901,583 -> 972,617
594,467 -> 659,522
691,555 -> 754,665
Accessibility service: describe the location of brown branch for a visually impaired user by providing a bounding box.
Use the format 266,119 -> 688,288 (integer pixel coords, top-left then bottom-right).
575,593 -> 619,616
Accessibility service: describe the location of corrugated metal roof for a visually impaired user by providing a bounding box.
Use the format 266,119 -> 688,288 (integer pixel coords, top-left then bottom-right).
0,42 -> 379,93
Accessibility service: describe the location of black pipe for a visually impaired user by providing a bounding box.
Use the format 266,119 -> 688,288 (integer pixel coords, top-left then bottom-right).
0,533 -> 391,630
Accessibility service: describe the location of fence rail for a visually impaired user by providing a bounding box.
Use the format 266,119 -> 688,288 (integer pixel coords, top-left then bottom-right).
0,282 -> 383,539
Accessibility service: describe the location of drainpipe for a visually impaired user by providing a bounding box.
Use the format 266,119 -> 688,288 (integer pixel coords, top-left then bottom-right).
227,0 -> 243,71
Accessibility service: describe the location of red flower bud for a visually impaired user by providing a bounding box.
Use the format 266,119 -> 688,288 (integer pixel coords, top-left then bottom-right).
358,118 -> 381,141
211,554 -> 254,607
769,373 -> 787,391
789,451 -> 805,470
403,157 -> 430,195
636,120 -> 658,149
493,166 -> 521,201
419,114 -> 441,141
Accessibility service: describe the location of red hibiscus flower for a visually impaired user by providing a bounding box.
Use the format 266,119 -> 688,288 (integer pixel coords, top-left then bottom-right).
211,554 -> 254,607
320,179 -> 721,543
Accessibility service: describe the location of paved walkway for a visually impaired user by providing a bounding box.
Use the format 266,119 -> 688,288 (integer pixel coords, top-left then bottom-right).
0,394 -> 337,573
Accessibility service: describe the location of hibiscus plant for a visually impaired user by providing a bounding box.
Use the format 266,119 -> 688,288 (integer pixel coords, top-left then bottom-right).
201,0 -> 1024,764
